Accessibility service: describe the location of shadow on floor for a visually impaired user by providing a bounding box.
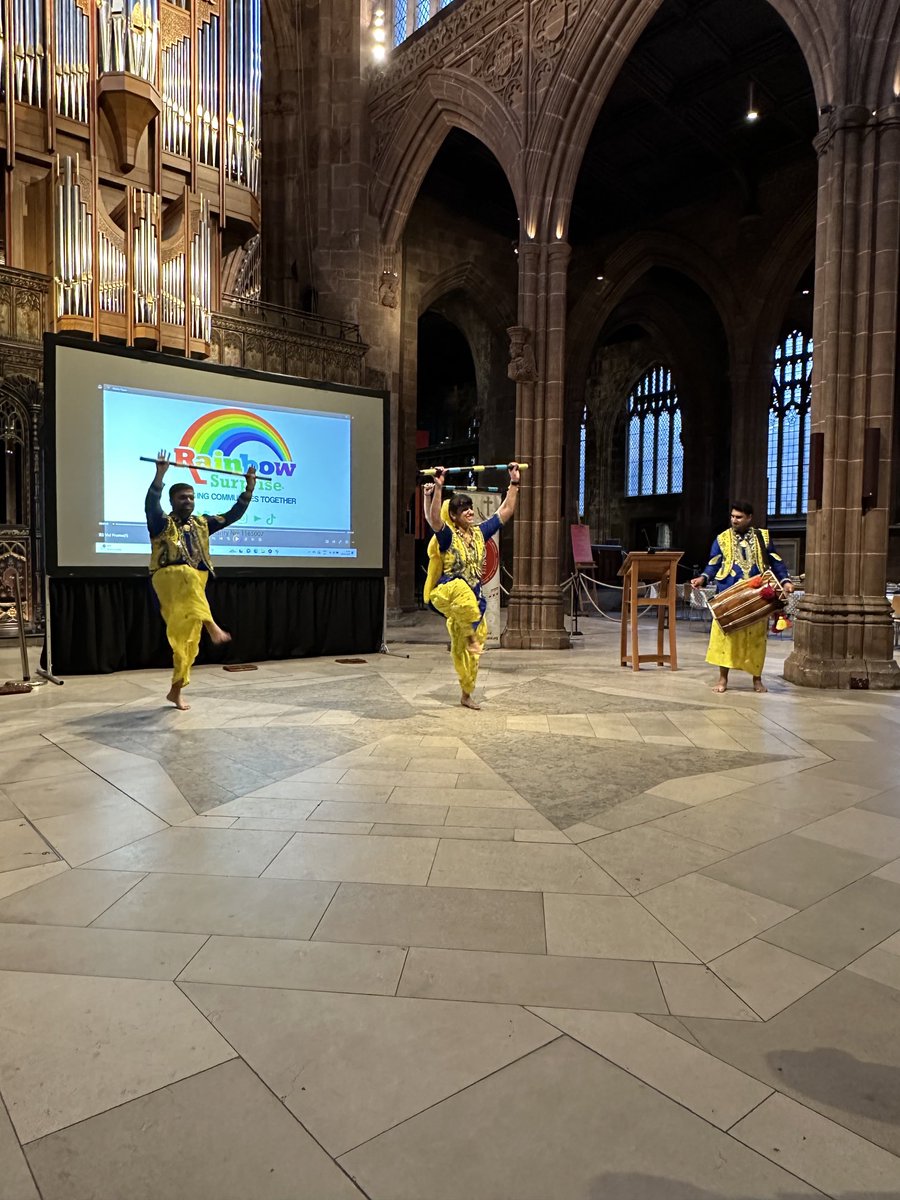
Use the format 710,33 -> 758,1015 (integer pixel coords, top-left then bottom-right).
769,1046 -> 900,1127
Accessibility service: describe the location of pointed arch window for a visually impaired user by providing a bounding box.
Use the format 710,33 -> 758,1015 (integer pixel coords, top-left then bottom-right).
578,403 -> 588,519
768,330 -> 813,517
625,365 -> 683,498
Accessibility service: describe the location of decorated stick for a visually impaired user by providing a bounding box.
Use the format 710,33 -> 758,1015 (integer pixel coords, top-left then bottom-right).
419,463 -> 529,476
139,456 -> 250,478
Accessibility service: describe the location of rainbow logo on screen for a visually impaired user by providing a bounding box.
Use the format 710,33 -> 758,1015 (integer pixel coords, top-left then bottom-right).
173,408 -> 296,484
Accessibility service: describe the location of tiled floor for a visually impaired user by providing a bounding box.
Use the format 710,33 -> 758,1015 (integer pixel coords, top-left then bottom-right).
1,617 -> 900,1198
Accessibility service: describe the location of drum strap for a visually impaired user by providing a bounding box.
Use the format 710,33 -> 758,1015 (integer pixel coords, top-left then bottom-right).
752,528 -> 771,572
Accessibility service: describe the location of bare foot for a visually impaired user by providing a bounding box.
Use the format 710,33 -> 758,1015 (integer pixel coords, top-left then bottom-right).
204,622 -> 232,646
712,681 -> 728,693
166,684 -> 191,711
466,638 -> 483,657
460,692 -> 481,710
753,679 -> 768,694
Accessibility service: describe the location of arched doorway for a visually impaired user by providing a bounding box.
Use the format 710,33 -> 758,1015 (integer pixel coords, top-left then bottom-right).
396,128 -> 519,609
563,0 -> 818,586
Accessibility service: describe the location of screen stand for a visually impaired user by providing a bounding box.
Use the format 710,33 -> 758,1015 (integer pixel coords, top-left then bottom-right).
378,584 -> 409,659
36,574 -> 65,686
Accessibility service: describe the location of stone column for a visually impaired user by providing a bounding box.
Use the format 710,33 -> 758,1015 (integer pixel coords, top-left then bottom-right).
502,239 -> 571,649
784,104 -> 900,689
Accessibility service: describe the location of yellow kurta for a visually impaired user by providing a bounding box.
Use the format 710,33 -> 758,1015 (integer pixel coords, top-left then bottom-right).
424,503 -> 488,695
151,565 -> 213,688
706,618 -> 767,677
703,526 -> 781,677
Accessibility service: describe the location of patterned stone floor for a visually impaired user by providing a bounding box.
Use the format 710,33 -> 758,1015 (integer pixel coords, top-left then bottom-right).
1,616 -> 899,1198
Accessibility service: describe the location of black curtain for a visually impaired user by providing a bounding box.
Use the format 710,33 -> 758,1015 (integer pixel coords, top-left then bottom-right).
46,576 -> 384,675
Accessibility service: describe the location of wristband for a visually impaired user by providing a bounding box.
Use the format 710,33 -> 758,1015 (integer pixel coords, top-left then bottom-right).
509,481 -> 520,487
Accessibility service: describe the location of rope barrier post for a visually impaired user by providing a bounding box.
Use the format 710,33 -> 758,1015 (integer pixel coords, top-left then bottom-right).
571,568 -> 582,636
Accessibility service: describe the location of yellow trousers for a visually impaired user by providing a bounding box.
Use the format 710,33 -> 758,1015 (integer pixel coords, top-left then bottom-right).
430,578 -> 487,696
151,565 -> 213,687
707,617 -> 767,677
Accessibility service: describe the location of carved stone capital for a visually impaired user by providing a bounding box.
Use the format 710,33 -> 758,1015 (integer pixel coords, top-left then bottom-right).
813,104 -> 875,157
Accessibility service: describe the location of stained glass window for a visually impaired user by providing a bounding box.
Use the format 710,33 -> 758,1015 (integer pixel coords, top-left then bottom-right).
625,364 -> 683,497
393,0 -> 408,46
768,330 -> 813,516
578,404 -> 587,518
393,0 -> 450,45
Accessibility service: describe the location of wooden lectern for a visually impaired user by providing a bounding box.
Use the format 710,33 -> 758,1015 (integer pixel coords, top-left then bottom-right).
618,550 -> 683,671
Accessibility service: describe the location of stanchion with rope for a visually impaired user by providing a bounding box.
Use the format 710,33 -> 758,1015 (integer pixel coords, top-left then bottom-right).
563,570 -> 657,623
498,564 -> 656,632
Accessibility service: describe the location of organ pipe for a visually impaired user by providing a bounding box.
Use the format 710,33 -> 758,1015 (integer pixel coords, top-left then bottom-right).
225,0 -> 261,189
54,155 -> 93,319
3,0 -> 261,351
197,15 -> 220,168
131,189 -> 159,327
97,0 -> 158,82
162,35 -> 190,156
14,0 -> 45,105
55,0 -> 89,122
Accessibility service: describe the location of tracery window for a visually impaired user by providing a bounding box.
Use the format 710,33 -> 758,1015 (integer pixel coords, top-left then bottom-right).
393,0 -> 454,46
578,403 -> 588,519
768,330 -> 813,517
625,365 -> 683,498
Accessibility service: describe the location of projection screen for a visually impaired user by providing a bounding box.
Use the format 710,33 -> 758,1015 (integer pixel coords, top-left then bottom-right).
45,339 -> 388,576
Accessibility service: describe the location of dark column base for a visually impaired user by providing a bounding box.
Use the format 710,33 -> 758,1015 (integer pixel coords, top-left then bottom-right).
783,595 -> 900,689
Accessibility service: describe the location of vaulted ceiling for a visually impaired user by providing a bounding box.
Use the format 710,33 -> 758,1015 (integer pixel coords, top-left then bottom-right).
416,0 -> 818,244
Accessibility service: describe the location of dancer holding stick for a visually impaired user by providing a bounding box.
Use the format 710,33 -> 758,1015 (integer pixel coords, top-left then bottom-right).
423,463 -> 521,710
146,450 -> 256,710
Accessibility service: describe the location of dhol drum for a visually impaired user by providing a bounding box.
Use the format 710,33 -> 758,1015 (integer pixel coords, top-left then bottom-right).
706,570 -> 787,634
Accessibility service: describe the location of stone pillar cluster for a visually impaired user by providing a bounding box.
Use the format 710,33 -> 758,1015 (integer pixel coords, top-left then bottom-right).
785,104 -> 900,688
502,240 -> 571,649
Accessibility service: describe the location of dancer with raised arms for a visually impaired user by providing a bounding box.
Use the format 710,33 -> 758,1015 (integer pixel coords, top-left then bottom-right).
146,449 -> 256,710
423,463 -> 520,710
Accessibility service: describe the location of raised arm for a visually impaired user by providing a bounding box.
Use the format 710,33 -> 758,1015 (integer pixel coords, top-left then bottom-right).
207,467 -> 257,534
423,467 -> 446,533
145,449 -> 170,537
496,463 -> 521,524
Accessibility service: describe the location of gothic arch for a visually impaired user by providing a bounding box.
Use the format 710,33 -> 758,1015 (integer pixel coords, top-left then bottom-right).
577,297 -> 715,436
567,231 -> 741,402
531,0 -> 834,241
374,71 -> 523,250
418,261 -> 517,332
746,196 -> 816,377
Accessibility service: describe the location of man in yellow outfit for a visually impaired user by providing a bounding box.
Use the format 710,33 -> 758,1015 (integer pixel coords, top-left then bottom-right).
423,463 -> 520,709
146,450 -> 256,710
690,500 -> 793,694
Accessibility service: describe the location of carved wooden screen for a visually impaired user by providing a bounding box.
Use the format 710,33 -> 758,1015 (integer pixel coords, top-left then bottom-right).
0,376 -> 41,635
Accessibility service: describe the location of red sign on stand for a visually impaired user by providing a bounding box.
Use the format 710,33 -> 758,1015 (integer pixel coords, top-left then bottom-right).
570,524 -> 594,567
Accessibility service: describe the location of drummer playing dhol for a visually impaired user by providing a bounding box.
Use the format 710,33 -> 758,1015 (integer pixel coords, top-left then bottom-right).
691,501 -> 794,694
